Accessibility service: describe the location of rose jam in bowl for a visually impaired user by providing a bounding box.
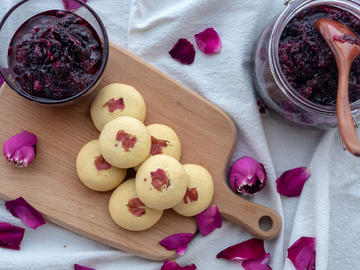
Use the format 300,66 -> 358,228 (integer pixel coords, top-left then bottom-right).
0,0 -> 108,104
254,0 -> 360,128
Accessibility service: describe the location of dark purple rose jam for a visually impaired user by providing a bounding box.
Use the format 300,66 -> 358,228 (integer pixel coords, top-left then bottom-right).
279,6 -> 360,106
8,10 -> 103,100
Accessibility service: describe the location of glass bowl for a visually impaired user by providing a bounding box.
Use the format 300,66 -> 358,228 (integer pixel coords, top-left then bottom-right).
0,0 -> 109,105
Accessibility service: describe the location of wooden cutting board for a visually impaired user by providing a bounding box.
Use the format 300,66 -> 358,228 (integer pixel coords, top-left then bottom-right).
0,43 -> 281,261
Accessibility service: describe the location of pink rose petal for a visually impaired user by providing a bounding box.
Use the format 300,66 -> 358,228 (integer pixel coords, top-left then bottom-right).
161,259 -> 196,270
242,253 -> 272,270
3,131 -> 37,167
276,167 -> 311,197
196,205 -> 222,236
194,28 -> 222,55
287,237 -> 316,270
217,238 -> 265,261
62,0 -> 88,11
159,233 -> 194,255
5,197 -> 45,229
169,39 -> 195,65
0,222 -> 25,250
228,156 -> 267,196
74,264 -> 96,270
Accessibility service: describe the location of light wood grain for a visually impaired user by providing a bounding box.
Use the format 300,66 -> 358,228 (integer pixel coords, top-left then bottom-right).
0,43 -> 281,261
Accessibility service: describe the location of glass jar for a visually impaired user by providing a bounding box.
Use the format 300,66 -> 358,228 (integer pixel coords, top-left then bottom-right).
254,0 -> 360,128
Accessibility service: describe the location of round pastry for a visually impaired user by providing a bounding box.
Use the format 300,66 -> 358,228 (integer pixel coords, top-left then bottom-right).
147,124 -> 181,160
172,164 -> 214,217
135,154 -> 188,210
109,179 -> 163,231
90,83 -> 146,131
99,116 -> 151,168
76,140 -> 127,192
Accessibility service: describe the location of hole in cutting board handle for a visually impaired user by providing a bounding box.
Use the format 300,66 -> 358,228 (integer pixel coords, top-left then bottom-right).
258,215 -> 273,232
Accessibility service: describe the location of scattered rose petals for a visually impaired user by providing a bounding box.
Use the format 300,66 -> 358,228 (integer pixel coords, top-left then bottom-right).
228,156 -> 267,196
169,39 -> 195,65
287,237 -> 316,270
74,264 -> 96,270
217,238 -> 265,262
161,259 -> 196,270
194,28 -> 222,55
242,253 -> 272,270
276,167 -> 311,197
5,197 -> 45,229
0,222 -> 25,250
3,131 -> 37,168
62,0 -> 88,11
196,205 -> 222,236
0,74 -> 4,88
159,233 -> 195,255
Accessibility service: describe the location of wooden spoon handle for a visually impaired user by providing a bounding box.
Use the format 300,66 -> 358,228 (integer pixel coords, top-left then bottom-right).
337,62 -> 360,157
217,182 -> 282,240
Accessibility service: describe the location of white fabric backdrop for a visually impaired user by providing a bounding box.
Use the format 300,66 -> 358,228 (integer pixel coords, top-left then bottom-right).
0,0 -> 359,269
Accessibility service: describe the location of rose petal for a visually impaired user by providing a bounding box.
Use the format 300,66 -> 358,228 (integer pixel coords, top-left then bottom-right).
74,264 -> 96,270
276,167 -> 311,197
0,74 -> 4,88
228,156 -> 267,196
242,253 -> 272,270
62,0 -> 88,11
195,205 -> 222,236
159,233 -> 194,255
0,222 -> 25,250
287,237 -> 316,270
161,259 -> 196,270
169,39 -> 195,65
217,238 -> 265,261
5,197 -> 45,229
194,28 -> 222,55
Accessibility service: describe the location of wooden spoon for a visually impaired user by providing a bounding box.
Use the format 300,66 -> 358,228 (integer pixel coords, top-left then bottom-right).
316,18 -> 360,156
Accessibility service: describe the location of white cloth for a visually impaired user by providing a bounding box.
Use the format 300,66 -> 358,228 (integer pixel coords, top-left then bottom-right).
0,0 -> 359,269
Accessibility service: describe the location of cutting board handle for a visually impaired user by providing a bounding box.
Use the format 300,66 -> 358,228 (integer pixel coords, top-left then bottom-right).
217,181 -> 282,240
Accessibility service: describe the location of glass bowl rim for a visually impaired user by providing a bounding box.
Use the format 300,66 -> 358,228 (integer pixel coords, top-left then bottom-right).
0,0 -> 109,104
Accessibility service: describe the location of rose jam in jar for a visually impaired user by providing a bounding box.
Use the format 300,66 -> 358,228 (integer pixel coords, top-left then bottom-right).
254,0 -> 360,128
8,10 -> 103,100
279,5 -> 360,106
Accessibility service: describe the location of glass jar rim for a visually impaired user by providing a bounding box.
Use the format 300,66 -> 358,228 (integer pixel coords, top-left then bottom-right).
268,0 -> 360,116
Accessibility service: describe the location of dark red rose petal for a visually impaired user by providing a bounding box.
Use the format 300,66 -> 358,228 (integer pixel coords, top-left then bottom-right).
196,205 -> 222,236
94,155 -> 111,170
169,39 -> 195,65
5,197 -> 45,229
102,98 -> 125,113
74,264 -> 96,270
184,187 -> 198,204
150,136 -> 169,155
62,0 -> 88,11
276,167 -> 311,197
127,197 -> 146,217
0,222 -> 25,250
116,130 -> 137,152
161,259 -> 197,270
194,28 -> 222,55
287,237 -> 316,270
159,233 -> 195,255
242,253 -> 272,270
151,168 -> 170,191
217,238 -> 265,262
